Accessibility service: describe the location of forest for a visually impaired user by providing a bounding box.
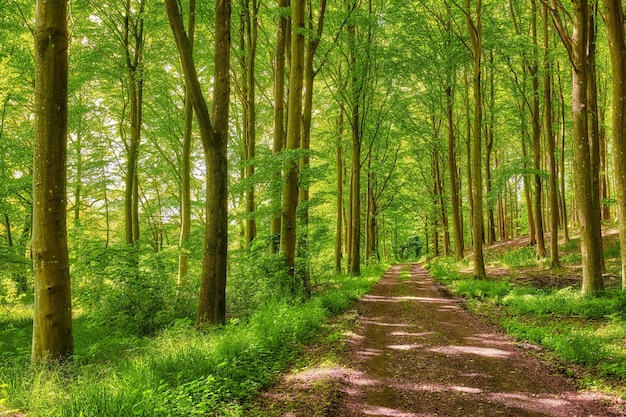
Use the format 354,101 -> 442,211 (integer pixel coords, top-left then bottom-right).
3,0 -> 626,415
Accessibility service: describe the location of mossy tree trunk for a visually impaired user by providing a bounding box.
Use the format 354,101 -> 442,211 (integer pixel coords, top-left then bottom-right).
32,0 -> 73,362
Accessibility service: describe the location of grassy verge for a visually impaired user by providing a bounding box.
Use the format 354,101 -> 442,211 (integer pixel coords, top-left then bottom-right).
426,256 -> 626,394
0,266 -> 384,417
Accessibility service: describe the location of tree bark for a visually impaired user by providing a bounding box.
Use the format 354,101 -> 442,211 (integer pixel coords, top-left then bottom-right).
178,0 -> 196,287
123,0 -> 145,246
165,0 -> 231,325
241,0 -> 259,246
270,0 -> 289,254
549,0 -> 603,294
336,108 -> 344,274
280,0 -> 305,280
485,52 -> 496,246
446,85 -> 464,260
531,0 -> 546,258
32,0 -> 73,362
602,0 -> 626,288
466,0 -> 486,278
586,5 -> 605,271
543,4 -> 560,267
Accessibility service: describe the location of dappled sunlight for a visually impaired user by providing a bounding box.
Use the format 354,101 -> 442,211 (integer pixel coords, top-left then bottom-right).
360,317 -> 416,328
487,392 -> 576,417
386,343 -> 423,351
408,382 -> 484,394
389,331 -> 435,338
465,333 -> 516,347
362,405 -> 425,416
429,345 -> 512,358
357,347 -> 384,358
362,295 -> 450,304
285,366 -> 347,384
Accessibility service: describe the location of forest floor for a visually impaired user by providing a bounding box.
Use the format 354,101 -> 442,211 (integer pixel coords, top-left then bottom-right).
246,263 -> 626,416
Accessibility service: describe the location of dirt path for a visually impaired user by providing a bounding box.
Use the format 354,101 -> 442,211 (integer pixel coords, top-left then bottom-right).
251,264 -> 625,416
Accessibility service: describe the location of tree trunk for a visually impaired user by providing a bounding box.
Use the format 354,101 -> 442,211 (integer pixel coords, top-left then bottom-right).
464,69 -> 474,239
123,0 -> 145,246
466,0 -> 486,278
556,62 -> 570,242
446,85 -> 464,260
241,0 -> 258,246
602,0 -> 626,288
165,0 -> 231,325
543,4 -> 560,267
32,0 -> 73,362
270,0 -> 289,254
336,109 -> 344,274
178,0 -> 196,287
280,0 -> 305,280
531,0 -> 546,258
586,6 -> 605,271
348,1 -> 361,276
4,214 -> 13,247
434,150 -> 450,256
549,0 -> 603,294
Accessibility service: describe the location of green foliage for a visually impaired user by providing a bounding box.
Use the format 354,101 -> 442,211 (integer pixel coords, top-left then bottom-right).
0,266 -> 381,416
227,241 -> 293,318
502,287 -> 626,319
494,247 -> 538,268
452,279 -> 512,299
72,241 -> 194,336
0,247 -> 31,305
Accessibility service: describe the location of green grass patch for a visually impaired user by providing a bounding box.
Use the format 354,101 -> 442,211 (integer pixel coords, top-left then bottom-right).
0,267 -> 382,416
494,247 -> 539,268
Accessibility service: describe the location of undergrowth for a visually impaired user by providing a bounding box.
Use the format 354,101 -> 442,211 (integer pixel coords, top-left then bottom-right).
426,256 -> 626,388
0,266 -> 383,416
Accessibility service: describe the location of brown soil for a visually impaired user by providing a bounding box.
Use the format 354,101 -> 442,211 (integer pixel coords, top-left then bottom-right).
249,264 -> 625,417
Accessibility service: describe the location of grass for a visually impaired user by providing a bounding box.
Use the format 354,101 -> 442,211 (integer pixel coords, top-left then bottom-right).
0,266 -> 384,416
426,255 -> 626,391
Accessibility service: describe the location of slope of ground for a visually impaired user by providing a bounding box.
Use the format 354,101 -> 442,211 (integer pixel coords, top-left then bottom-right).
248,264 -> 625,416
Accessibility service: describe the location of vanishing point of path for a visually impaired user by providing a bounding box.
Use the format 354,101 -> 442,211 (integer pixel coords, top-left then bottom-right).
254,264 -> 625,416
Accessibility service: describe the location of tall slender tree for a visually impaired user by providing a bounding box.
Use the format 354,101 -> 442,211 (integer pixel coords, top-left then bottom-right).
543,4 -> 560,267
280,0 -> 305,279
548,0 -> 603,294
32,0 -> 73,362
165,0 -> 231,325
465,0 -> 486,278
270,0 -> 289,254
178,0 -> 196,286
602,0 -> 626,288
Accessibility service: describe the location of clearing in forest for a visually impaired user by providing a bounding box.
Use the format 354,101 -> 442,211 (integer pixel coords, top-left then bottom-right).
251,264 -> 625,416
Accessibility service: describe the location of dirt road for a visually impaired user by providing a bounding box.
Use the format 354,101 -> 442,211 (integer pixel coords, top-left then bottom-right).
252,264 -> 624,416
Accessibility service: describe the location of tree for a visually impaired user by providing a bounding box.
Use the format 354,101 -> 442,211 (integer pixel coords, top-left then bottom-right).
238,0 -> 260,246
32,0 -> 74,362
178,0 -> 196,286
548,0 -> 603,294
465,0 -> 486,279
542,4 -> 560,267
270,0 -> 290,254
280,0 -> 305,279
165,0 -> 231,325
530,0 -> 546,258
602,0 -> 626,289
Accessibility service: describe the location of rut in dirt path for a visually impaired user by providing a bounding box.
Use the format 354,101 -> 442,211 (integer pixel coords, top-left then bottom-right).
333,263 -> 624,417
